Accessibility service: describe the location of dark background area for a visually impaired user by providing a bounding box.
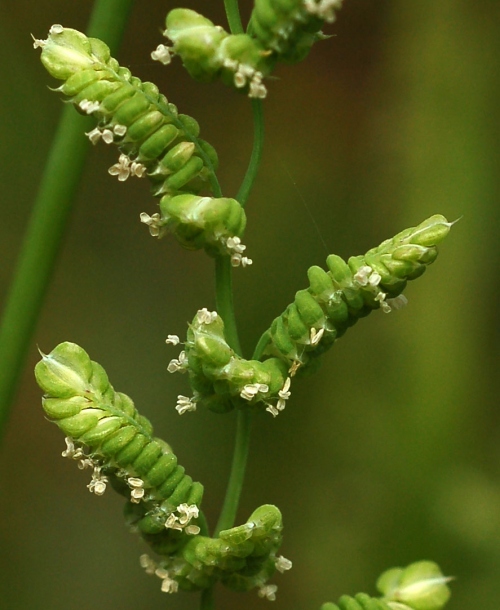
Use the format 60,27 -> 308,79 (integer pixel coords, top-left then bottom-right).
1,1 -> 499,608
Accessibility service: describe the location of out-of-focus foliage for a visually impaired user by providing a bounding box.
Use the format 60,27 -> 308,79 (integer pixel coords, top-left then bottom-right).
0,1 -> 499,609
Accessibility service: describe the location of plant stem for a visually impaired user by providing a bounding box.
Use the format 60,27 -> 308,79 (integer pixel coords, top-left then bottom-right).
0,0 -> 135,440
252,330 -> 272,361
224,0 -> 244,35
213,10 -> 267,545
214,408 -> 253,536
237,100 -> 264,207
200,587 -> 215,610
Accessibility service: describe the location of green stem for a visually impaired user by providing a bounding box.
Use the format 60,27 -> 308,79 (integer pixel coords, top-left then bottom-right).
214,408 -> 253,536
237,100 -> 264,207
253,329 -> 272,361
0,0 -> 134,440
213,34 -> 266,546
200,587 -> 215,610
224,0 -> 244,35
215,256 -> 242,355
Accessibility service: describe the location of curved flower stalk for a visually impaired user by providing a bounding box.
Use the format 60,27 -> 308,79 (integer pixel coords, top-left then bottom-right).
140,504 -> 291,597
320,561 -> 451,610
35,342 -> 204,554
249,0 -> 344,64
34,26 -> 249,261
168,308 -> 290,416
261,215 -> 453,376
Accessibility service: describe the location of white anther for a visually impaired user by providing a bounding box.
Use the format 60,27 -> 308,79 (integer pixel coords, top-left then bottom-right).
234,72 -> 248,88
166,335 -> 180,346
239,64 -> 255,78
167,354 -> 187,373
151,44 -> 172,65
310,327 -> 324,346
87,466 -> 108,496
375,291 -> 392,313
175,395 -> 197,415
160,574 -> 179,594
303,0 -> 343,23
288,361 -> 301,376
177,503 -> 199,525
258,584 -> 278,601
223,57 -> 238,70
78,457 -> 94,470
101,129 -> 114,144
140,554 -> 156,575
85,127 -> 102,145
108,153 -> 132,181
140,212 -> 166,238
249,77 -> 268,99
49,24 -> 64,35
240,383 -> 263,401
185,524 -> 201,535
130,161 -> 147,177
32,35 -> 47,49
266,403 -> 279,417
276,398 -> 287,412
131,488 -> 145,503
226,236 -> 245,254
353,265 -> 373,286
164,514 -> 183,531
154,567 -> 179,593
78,99 -> 100,114
113,124 -> 127,137
368,271 -> 382,287
386,294 -> 408,311
275,555 -> 293,573
61,437 -> 84,459
197,308 -> 218,325
128,475 -> 146,503
278,377 -> 292,401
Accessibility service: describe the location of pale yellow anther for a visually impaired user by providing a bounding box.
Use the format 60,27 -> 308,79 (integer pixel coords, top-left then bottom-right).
151,44 -> 172,65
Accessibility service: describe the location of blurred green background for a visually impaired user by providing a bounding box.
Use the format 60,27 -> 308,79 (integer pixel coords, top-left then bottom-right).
1,0 -> 499,608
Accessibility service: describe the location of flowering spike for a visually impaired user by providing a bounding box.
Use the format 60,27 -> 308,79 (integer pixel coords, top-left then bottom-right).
35,341 -> 203,558
262,214 -> 453,375
34,25 -> 253,263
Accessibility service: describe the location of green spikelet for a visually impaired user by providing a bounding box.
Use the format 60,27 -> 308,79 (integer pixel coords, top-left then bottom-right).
147,194 -> 249,263
35,341 -> 204,554
262,215 -> 453,375
320,560 -> 451,610
249,0 -> 343,64
377,561 -> 452,610
320,594 -> 393,610
170,309 -> 290,416
35,26 -> 249,260
162,9 -> 272,98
